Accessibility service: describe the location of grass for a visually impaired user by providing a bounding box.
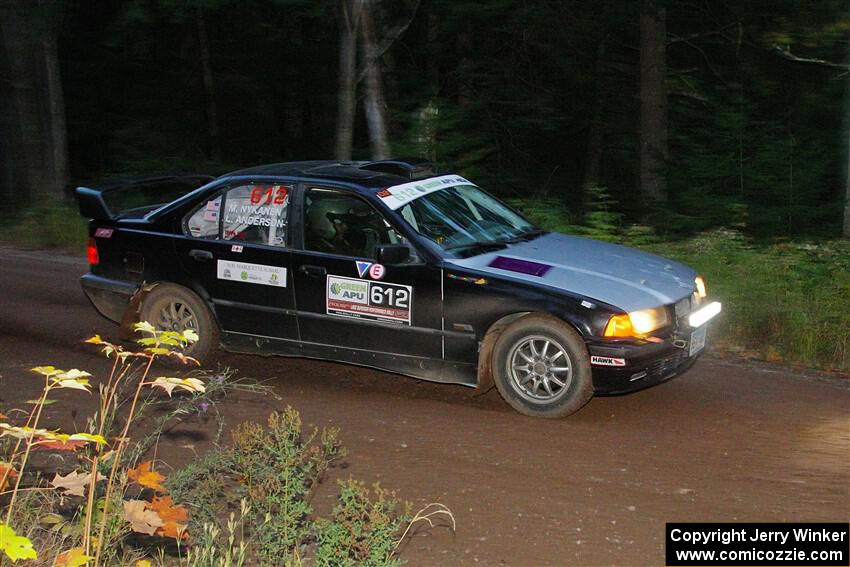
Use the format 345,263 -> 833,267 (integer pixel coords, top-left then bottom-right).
0,204 -> 88,254
514,198 -> 850,373
648,232 -> 850,372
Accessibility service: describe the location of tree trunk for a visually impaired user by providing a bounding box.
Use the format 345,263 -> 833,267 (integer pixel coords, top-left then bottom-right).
335,0 -> 360,161
457,24 -> 473,106
42,27 -> 69,199
639,4 -> 668,203
583,38 -> 607,191
360,0 -> 390,160
844,125 -> 850,238
1,4 -> 53,205
282,21 -> 304,156
196,7 -> 221,162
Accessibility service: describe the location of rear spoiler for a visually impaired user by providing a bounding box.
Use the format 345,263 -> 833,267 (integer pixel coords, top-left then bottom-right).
75,174 -> 215,220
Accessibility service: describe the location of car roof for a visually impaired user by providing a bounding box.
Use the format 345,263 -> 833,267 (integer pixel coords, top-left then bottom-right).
219,159 -> 437,192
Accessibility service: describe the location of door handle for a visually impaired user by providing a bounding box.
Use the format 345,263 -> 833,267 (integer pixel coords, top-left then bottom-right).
298,264 -> 327,277
189,249 -> 214,262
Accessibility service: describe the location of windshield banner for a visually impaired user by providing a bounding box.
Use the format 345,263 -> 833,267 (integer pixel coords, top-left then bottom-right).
377,174 -> 474,210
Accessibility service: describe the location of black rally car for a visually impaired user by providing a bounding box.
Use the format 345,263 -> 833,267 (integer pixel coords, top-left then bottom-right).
77,159 -> 721,418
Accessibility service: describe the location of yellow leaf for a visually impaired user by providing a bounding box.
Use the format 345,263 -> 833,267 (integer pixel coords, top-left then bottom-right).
127,461 -> 167,493
31,366 -> 62,377
56,369 -> 92,380
150,377 -> 205,397
0,523 -> 37,562
136,561 -> 152,567
54,546 -> 93,566
52,377 -> 92,393
134,321 -> 156,334
145,347 -> 172,356
66,433 -> 107,446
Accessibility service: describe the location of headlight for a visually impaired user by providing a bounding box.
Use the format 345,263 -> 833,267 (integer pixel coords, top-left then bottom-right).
695,276 -> 707,298
629,307 -> 669,334
604,307 -> 670,337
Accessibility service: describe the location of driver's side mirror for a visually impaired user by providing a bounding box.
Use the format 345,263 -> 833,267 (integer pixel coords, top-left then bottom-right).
375,243 -> 411,265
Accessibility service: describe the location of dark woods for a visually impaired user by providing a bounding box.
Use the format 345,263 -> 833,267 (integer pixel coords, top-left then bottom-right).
0,0 -> 847,238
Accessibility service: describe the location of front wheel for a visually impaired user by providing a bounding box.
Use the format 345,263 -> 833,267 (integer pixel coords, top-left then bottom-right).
492,315 -> 593,418
139,283 -> 219,362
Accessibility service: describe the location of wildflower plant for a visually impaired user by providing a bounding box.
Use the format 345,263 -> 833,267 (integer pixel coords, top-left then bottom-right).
0,322 -> 203,566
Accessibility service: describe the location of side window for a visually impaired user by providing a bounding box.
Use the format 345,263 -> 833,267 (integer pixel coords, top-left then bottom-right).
304,188 -> 403,259
186,184 -> 291,247
186,195 -> 222,239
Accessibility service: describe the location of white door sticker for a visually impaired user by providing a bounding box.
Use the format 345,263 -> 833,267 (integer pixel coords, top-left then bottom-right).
327,275 -> 412,325
217,259 -> 287,287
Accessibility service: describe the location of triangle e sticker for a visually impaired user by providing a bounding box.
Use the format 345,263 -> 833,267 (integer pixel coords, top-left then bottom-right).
355,260 -> 372,278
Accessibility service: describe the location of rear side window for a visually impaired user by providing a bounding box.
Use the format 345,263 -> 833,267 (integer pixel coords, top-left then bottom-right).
186,184 -> 291,247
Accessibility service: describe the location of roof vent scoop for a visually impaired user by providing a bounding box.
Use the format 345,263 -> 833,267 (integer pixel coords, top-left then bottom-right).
358,158 -> 436,180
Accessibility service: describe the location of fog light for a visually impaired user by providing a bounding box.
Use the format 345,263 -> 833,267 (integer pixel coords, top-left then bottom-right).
689,302 -> 721,328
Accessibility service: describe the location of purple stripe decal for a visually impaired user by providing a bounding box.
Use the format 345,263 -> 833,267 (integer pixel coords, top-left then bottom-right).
488,256 -> 552,277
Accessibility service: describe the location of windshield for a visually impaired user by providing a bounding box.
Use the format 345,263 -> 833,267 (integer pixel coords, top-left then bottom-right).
396,184 -> 538,255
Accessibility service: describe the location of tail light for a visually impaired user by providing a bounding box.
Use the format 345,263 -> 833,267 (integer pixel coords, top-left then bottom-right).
87,237 -> 99,266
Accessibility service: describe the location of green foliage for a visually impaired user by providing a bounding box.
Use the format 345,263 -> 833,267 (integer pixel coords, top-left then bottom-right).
167,409 -> 415,566
0,205 -> 87,252
518,198 -> 850,372
648,231 -> 850,371
313,481 -> 409,567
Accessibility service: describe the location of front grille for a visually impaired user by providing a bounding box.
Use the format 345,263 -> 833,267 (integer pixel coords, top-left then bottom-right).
645,349 -> 688,380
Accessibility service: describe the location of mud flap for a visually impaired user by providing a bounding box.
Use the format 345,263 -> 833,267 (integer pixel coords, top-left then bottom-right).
119,282 -> 157,340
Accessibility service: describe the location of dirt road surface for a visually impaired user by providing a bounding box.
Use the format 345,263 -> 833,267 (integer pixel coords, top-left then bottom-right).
1,247 -> 847,566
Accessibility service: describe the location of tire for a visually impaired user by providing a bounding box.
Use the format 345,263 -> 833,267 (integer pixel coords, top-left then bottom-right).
140,283 -> 219,363
492,314 -> 593,418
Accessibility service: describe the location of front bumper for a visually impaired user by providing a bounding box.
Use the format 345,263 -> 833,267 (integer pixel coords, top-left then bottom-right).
80,273 -> 138,324
588,300 -> 720,394
588,338 -> 700,394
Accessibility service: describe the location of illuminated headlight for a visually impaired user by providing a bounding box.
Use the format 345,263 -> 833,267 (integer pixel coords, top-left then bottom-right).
689,302 -> 722,328
628,307 -> 670,335
603,306 -> 671,337
695,276 -> 707,298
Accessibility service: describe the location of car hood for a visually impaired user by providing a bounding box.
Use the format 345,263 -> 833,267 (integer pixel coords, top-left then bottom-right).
445,233 -> 697,312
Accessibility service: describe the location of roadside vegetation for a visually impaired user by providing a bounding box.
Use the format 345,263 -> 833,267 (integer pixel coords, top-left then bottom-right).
0,324 -> 452,566
514,195 -> 850,374
0,205 -> 87,253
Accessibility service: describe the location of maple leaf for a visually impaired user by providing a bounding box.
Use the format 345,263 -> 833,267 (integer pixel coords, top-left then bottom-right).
0,462 -> 17,492
0,522 -> 37,562
54,547 -> 93,566
50,471 -> 104,497
149,496 -> 189,540
127,461 -> 167,493
122,500 -> 163,536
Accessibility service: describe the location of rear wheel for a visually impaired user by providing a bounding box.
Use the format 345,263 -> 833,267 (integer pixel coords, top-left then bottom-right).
492,314 -> 593,418
140,283 -> 219,362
